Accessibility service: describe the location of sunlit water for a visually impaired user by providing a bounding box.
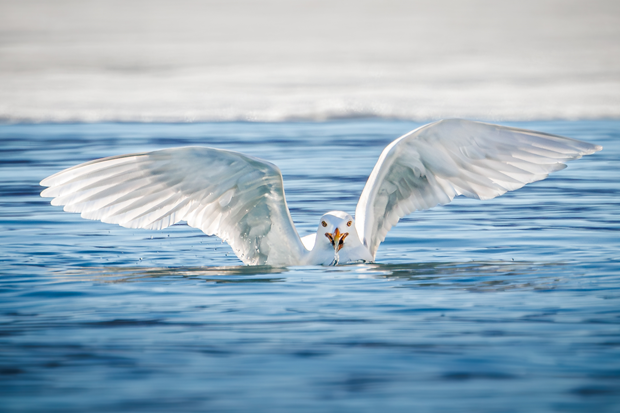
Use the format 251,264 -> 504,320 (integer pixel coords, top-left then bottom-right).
1,120 -> 619,412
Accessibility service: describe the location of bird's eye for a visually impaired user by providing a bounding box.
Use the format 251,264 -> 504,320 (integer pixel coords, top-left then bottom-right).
347,221 -> 352,227
322,221 -> 327,227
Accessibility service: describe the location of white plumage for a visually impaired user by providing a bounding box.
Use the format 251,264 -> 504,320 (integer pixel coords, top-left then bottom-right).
40,119 -> 602,266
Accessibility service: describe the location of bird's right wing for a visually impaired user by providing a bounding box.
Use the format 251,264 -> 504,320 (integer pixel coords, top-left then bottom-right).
40,147 -> 306,266
355,119 -> 602,258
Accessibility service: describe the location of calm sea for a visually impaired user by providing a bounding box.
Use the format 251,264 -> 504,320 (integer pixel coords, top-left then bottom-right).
1,120 -> 619,412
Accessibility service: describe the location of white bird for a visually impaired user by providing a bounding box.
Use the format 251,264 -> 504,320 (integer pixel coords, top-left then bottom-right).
40,119 -> 601,266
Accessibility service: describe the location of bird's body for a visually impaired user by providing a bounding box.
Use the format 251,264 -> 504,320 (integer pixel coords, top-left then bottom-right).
40,119 -> 602,266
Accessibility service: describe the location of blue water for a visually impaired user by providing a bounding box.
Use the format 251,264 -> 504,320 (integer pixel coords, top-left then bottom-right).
1,120 -> 619,412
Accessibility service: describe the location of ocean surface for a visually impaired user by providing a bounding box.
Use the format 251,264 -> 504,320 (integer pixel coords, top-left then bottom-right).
1,120 -> 619,412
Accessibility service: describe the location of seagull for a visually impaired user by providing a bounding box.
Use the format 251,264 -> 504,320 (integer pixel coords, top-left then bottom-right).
40,119 -> 601,266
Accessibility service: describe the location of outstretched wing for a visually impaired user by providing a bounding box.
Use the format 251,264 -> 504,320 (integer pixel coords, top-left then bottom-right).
355,119 -> 602,258
40,147 -> 306,266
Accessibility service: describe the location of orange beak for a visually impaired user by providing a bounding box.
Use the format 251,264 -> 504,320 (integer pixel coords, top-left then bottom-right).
325,228 -> 349,252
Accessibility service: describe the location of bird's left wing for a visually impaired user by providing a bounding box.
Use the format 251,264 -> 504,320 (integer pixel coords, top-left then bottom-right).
355,119 -> 602,258
40,147 -> 306,266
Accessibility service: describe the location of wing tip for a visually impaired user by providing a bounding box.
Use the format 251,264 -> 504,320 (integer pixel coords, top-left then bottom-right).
40,176 -> 53,188
578,143 -> 603,156
40,187 -> 53,198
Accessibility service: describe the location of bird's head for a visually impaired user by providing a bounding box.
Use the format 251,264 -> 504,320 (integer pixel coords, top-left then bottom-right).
318,211 -> 356,252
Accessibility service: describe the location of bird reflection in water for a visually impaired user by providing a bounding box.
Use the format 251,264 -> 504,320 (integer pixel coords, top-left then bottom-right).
55,260 -> 567,292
